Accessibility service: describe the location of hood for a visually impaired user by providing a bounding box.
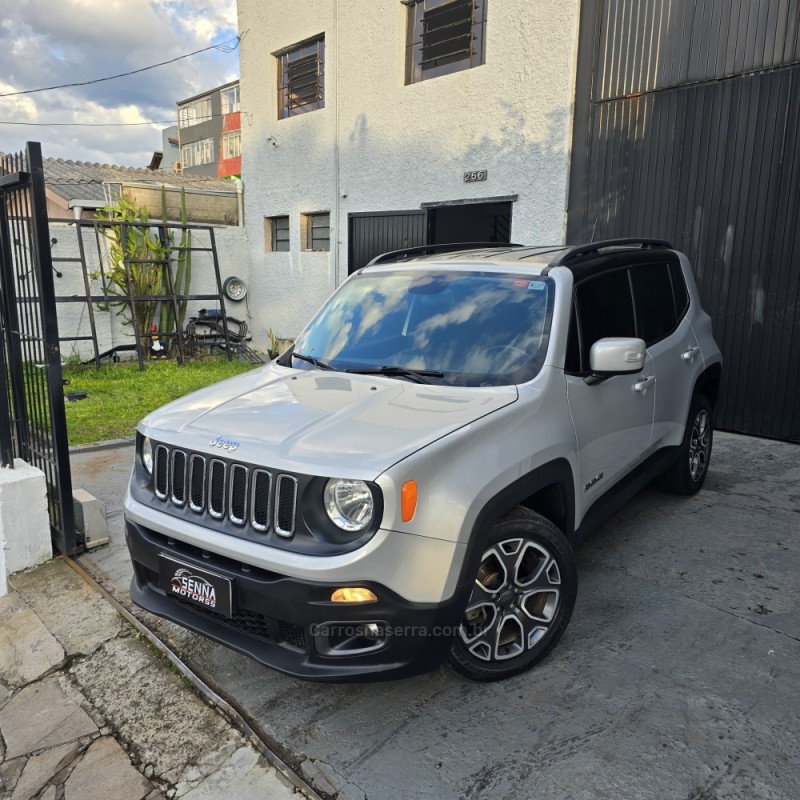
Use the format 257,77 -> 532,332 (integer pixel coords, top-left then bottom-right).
140,364 -> 518,477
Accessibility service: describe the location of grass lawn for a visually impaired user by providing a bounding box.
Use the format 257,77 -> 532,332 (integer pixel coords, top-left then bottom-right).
63,357 -> 258,445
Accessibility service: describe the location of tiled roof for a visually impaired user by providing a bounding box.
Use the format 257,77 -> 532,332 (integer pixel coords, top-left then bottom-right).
43,158 -> 236,203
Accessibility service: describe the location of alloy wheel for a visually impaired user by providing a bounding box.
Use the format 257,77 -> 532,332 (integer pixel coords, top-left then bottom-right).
459,537 -> 561,662
688,408 -> 711,482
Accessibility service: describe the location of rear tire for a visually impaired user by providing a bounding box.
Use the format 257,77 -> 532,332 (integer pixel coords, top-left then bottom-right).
448,507 -> 577,682
660,393 -> 713,495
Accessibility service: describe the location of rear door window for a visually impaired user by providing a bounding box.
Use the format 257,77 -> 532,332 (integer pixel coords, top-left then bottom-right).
669,261 -> 690,319
630,262 -> 678,345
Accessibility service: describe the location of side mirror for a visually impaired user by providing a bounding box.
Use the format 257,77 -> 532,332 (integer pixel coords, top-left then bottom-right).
589,337 -> 646,375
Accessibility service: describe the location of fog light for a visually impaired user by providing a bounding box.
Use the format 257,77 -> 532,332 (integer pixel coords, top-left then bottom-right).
331,587 -> 377,603
364,623 -> 381,640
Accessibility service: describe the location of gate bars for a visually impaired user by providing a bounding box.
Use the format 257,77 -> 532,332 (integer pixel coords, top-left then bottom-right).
0,143 -> 77,554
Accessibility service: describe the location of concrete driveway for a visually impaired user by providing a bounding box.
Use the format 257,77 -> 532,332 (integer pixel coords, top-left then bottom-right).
71,431 -> 800,800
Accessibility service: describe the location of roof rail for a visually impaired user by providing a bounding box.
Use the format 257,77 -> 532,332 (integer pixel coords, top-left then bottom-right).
364,241 -> 523,267
549,238 -> 673,266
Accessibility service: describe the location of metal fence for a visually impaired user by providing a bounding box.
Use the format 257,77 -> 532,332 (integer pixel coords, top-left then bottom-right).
0,142 -> 77,554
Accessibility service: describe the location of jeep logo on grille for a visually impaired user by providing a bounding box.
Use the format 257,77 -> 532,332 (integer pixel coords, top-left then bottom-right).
209,435 -> 239,452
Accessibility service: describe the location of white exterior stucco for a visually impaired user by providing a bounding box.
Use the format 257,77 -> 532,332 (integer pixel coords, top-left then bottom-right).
238,0 -> 582,341
0,460 -> 51,597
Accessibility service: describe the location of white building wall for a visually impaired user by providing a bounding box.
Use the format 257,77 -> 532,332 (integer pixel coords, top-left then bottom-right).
238,0 -> 582,342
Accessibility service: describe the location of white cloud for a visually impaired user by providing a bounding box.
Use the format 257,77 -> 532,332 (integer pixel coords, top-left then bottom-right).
0,0 -> 239,165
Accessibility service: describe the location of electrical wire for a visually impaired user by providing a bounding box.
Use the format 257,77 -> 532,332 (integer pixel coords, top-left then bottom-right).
0,119 -> 176,127
0,110 -> 250,128
0,37 -> 239,98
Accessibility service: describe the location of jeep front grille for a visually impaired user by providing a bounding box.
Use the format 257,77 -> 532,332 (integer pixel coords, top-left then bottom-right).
152,446 -> 297,537
275,475 -> 297,537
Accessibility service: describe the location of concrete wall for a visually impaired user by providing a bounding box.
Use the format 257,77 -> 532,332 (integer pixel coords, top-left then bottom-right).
237,0 -> 582,341
0,460 -> 52,597
125,186 -> 239,226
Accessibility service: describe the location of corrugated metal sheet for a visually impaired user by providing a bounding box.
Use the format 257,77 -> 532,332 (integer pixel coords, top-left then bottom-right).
569,0 -> 800,440
596,0 -> 800,99
347,211 -> 427,273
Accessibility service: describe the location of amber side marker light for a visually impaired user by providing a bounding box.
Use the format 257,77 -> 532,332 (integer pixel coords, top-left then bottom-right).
401,480 -> 417,522
331,587 -> 378,603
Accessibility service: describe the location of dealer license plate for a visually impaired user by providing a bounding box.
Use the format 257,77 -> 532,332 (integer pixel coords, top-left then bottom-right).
159,554 -> 233,617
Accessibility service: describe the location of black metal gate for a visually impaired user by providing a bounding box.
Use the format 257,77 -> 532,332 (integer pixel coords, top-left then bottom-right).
0,143 -> 77,554
568,0 -> 800,442
348,210 -> 427,274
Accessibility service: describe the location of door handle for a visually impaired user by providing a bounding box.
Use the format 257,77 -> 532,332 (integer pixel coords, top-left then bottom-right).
682,345 -> 701,362
633,375 -> 655,393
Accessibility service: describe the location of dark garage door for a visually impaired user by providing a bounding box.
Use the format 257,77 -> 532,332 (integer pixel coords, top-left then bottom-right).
347,211 -> 426,274
568,0 -> 800,442
348,202 -> 513,275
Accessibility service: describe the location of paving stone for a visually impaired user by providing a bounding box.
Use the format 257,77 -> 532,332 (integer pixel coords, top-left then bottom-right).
180,745 -> 292,800
313,760 -> 347,795
10,560 -> 123,657
298,759 -> 318,784
64,737 -> 150,800
336,785 -> 367,800
39,787 -> 56,800
69,637 -> 235,779
11,741 -> 80,800
0,757 -> 26,795
0,676 -> 98,759
0,592 -> 64,688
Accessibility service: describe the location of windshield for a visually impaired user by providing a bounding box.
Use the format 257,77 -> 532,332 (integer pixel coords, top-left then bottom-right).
289,269 -> 554,386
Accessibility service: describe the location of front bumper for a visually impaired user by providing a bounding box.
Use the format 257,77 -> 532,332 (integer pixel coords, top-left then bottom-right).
126,518 -> 467,681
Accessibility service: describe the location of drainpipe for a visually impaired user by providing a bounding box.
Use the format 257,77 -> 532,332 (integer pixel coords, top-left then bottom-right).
333,0 -> 341,288
235,178 -> 244,227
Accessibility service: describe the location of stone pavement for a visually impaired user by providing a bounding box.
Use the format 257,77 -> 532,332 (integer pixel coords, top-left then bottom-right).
0,559 -> 299,800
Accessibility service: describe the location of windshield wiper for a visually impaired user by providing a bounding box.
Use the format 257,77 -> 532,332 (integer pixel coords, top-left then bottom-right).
290,352 -> 335,371
344,365 -> 444,384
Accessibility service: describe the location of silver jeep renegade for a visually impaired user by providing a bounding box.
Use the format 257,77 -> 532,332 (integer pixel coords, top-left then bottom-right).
124,239 -> 722,682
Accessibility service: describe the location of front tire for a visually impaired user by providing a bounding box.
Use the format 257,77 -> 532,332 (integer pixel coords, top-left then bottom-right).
448,508 -> 577,681
660,393 -> 713,495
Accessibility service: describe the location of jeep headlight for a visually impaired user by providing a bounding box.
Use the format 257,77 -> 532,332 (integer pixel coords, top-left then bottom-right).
324,478 -> 374,532
141,436 -> 154,475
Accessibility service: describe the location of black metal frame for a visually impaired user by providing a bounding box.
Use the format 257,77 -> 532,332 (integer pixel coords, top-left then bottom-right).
364,241 -> 522,267
51,219 -> 235,369
549,238 -> 673,266
0,143 -> 77,553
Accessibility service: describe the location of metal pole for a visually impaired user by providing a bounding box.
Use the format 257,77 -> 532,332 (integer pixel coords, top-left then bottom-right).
0,195 -> 17,467
26,141 -> 79,554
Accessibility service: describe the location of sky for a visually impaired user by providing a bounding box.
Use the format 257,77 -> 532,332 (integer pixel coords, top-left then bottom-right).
0,0 -> 239,167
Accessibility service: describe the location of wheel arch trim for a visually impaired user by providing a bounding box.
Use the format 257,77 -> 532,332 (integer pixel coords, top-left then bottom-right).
453,459 -> 576,605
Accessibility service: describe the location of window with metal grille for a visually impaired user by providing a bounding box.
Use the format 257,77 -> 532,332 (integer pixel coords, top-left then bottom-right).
302,212 -> 330,251
277,35 -> 325,118
265,215 -> 290,252
405,0 -> 486,85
